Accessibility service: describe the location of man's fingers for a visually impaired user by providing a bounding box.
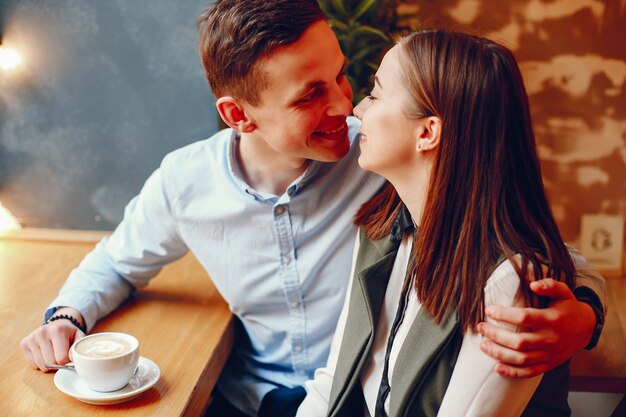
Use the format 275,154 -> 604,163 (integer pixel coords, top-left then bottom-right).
29,342 -> 50,372
494,363 -> 551,379
479,339 -> 546,367
477,322 -> 549,351
21,322 -> 79,372
529,278 -> 576,301
51,332 -> 72,364
485,305 -> 557,328
68,330 -> 84,362
20,342 -> 38,370
34,331 -> 58,371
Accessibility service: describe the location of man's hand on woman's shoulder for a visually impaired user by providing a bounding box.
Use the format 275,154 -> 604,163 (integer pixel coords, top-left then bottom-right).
477,279 -> 596,378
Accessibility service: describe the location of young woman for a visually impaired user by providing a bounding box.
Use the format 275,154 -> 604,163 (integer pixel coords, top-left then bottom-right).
296,30 -> 576,417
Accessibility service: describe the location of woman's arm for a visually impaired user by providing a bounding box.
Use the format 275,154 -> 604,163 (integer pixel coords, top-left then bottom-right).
438,257 -> 542,417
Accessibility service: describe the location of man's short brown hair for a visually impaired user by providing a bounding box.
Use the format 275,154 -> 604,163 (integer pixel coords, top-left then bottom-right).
197,0 -> 326,106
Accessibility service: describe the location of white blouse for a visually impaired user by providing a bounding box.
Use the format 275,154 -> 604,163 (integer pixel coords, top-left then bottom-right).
296,233 -> 543,417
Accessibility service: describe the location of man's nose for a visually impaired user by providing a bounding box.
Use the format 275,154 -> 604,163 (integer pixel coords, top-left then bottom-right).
326,83 -> 353,117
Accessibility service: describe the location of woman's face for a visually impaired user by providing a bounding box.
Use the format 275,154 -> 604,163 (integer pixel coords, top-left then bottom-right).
353,45 -> 424,179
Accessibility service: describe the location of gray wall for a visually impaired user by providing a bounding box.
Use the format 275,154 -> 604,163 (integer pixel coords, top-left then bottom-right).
0,0 -> 218,230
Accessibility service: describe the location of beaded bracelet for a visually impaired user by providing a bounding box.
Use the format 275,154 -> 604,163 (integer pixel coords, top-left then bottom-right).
46,314 -> 87,334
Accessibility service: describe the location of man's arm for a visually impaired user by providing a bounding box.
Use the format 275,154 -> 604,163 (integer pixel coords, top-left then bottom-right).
477,248 -> 606,378
20,167 -> 188,371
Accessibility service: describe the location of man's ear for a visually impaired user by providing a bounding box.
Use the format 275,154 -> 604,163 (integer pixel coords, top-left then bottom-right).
216,97 -> 257,133
415,116 -> 441,152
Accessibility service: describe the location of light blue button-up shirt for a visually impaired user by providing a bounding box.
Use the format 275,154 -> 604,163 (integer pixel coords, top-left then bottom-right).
48,116 -> 385,415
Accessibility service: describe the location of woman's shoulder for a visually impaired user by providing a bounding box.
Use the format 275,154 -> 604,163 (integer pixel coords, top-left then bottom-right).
483,255 -> 525,307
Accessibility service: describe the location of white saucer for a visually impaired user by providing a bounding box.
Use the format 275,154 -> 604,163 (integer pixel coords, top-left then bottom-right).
54,356 -> 160,405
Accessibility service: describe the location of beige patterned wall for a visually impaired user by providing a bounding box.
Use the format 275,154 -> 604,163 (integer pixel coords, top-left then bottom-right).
401,0 -> 626,254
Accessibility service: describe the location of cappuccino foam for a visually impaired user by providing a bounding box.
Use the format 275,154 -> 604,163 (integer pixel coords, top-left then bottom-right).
75,335 -> 133,358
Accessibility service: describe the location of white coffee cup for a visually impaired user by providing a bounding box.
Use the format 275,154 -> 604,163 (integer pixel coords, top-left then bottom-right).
71,332 -> 139,392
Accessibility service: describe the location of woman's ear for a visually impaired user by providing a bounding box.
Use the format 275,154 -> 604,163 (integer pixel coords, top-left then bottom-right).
216,97 -> 257,133
416,116 -> 441,152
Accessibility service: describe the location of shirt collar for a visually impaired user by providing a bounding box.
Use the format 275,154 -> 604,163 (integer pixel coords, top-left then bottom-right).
226,129 -> 328,201
390,203 -> 415,242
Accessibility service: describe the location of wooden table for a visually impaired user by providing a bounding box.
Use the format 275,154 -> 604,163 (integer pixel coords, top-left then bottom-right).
0,229 -> 234,417
570,278 -> 626,416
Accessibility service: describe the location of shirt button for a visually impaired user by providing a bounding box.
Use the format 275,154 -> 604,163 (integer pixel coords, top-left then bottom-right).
290,301 -> 300,309
274,205 -> 285,215
294,344 -> 303,353
282,255 -> 291,265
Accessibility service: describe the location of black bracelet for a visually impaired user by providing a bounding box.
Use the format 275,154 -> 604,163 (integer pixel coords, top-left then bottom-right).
573,287 -> 605,350
578,298 -> 605,350
46,314 -> 87,334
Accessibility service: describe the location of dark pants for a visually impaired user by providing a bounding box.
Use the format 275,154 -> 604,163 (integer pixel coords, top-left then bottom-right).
205,386 -> 307,417
259,386 -> 307,417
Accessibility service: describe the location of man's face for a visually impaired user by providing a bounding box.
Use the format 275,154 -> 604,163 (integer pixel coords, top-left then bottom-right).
242,20 -> 354,164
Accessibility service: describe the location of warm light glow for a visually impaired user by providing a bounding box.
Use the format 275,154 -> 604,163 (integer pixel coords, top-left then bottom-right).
0,202 -> 21,231
0,45 -> 23,70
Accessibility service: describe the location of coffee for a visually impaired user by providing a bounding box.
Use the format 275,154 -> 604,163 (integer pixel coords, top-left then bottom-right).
72,332 -> 140,392
75,334 -> 133,358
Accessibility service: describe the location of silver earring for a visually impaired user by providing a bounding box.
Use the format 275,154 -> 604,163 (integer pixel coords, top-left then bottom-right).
417,143 -> 422,149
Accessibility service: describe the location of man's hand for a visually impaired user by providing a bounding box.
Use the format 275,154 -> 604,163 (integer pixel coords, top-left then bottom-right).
20,308 -> 85,372
477,278 -> 596,378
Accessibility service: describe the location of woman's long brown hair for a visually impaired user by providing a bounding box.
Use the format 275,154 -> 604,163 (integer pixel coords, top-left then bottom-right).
355,30 -> 575,332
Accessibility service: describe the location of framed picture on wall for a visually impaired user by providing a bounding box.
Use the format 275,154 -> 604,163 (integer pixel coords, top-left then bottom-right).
579,214 -> 624,277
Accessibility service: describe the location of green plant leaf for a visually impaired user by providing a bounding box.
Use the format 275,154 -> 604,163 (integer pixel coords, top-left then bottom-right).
352,0 -> 379,22
318,1 -> 332,16
327,18 -> 349,33
365,61 -> 380,71
350,44 -> 384,62
322,0 -> 404,105
330,0 -> 349,19
351,25 -> 390,42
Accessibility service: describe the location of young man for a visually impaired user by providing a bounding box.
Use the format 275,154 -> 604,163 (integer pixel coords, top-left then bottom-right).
21,1 -> 605,416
